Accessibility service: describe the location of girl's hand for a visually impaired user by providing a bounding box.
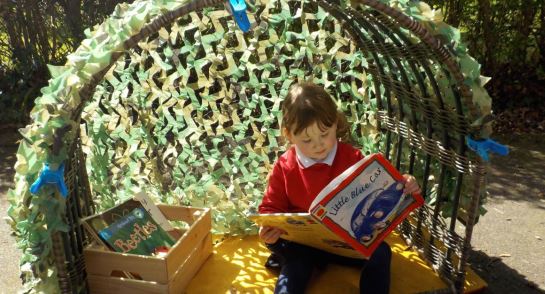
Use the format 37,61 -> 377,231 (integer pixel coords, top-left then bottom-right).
402,174 -> 421,195
259,226 -> 286,244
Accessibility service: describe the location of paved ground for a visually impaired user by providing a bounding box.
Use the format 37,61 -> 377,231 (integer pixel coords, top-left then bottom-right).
468,134 -> 545,294
0,128 -> 21,294
0,128 -> 544,293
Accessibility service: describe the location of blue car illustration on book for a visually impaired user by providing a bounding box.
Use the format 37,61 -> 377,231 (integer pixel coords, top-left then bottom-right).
350,182 -> 405,243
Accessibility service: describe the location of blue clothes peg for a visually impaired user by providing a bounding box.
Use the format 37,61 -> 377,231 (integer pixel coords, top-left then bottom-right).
228,0 -> 251,32
30,163 -> 68,198
466,136 -> 509,162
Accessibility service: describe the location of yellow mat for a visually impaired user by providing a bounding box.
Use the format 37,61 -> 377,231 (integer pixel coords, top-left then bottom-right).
186,233 -> 486,293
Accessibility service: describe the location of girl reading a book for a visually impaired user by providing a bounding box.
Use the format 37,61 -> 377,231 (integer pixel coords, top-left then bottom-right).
258,82 -> 421,294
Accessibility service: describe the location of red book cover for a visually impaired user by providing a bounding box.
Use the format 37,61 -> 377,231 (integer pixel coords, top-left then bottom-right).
309,153 -> 424,257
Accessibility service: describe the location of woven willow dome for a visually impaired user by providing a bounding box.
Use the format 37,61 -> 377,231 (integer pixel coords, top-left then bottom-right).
8,0 -> 493,293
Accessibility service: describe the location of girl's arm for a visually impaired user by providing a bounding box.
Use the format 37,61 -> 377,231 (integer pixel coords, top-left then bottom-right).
258,161 -> 291,244
258,162 -> 291,213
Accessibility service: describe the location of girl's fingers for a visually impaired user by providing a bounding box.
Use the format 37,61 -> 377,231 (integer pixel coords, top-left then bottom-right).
404,185 -> 415,193
405,187 -> 421,195
402,174 -> 421,195
261,227 -> 285,244
264,232 -> 279,244
269,230 -> 283,242
259,226 -> 270,238
259,226 -> 275,241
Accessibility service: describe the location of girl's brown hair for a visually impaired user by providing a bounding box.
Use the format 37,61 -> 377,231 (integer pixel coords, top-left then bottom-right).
281,82 -> 351,142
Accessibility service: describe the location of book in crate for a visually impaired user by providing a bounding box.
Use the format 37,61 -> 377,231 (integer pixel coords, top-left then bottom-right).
83,205 -> 213,294
82,192 -> 180,256
250,153 -> 424,258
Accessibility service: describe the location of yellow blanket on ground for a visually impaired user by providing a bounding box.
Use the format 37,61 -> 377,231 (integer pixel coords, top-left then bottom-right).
186,233 -> 486,293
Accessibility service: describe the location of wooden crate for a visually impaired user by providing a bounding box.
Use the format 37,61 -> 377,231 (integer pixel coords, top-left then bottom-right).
84,205 -> 212,294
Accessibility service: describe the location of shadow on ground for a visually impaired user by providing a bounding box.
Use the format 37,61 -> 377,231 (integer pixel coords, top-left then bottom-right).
0,128 -> 17,191
468,133 -> 545,293
469,249 -> 545,294
486,134 -> 545,206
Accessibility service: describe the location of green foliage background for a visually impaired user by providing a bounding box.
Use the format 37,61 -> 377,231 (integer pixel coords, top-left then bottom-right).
425,0 -> 545,111
0,0 -> 135,124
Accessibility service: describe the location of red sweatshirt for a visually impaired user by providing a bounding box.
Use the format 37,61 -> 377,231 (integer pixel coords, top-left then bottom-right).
259,142 -> 364,213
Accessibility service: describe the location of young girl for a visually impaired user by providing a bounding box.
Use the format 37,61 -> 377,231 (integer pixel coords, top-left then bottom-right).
258,82 -> 421,294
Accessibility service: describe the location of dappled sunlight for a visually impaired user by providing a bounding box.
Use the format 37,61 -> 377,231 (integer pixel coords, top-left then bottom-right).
387,234 -> 449,293
186,235 -> 276,293
187,234 -> 485,293
464,266 -> 487,293
389,234 -> 432,269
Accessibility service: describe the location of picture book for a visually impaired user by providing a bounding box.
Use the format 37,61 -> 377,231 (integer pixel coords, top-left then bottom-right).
134,192 -> 184,239
249,153 -> 424,258
82,194 -> 177,256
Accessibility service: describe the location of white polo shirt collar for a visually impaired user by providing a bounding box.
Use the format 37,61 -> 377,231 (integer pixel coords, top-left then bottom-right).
295,141 -> 338,169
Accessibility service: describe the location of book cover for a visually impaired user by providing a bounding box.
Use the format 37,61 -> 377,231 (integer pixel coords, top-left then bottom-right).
82,196 -> 177,256
98,206 -> 175,255
250,153 -> 424,258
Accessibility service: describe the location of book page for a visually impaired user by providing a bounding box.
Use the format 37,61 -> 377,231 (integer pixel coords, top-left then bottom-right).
310,155 -> 369,208
135,192 -> 176,231
248,213 -> 364,259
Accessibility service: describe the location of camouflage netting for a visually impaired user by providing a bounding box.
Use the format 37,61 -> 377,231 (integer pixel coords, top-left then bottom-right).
7,0 -> 492,292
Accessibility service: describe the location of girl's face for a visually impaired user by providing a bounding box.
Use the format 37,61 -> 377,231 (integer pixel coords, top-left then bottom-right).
287,122 -> 338,161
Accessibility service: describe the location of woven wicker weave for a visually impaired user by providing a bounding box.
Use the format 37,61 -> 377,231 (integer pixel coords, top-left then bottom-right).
15,0 -> 489,293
